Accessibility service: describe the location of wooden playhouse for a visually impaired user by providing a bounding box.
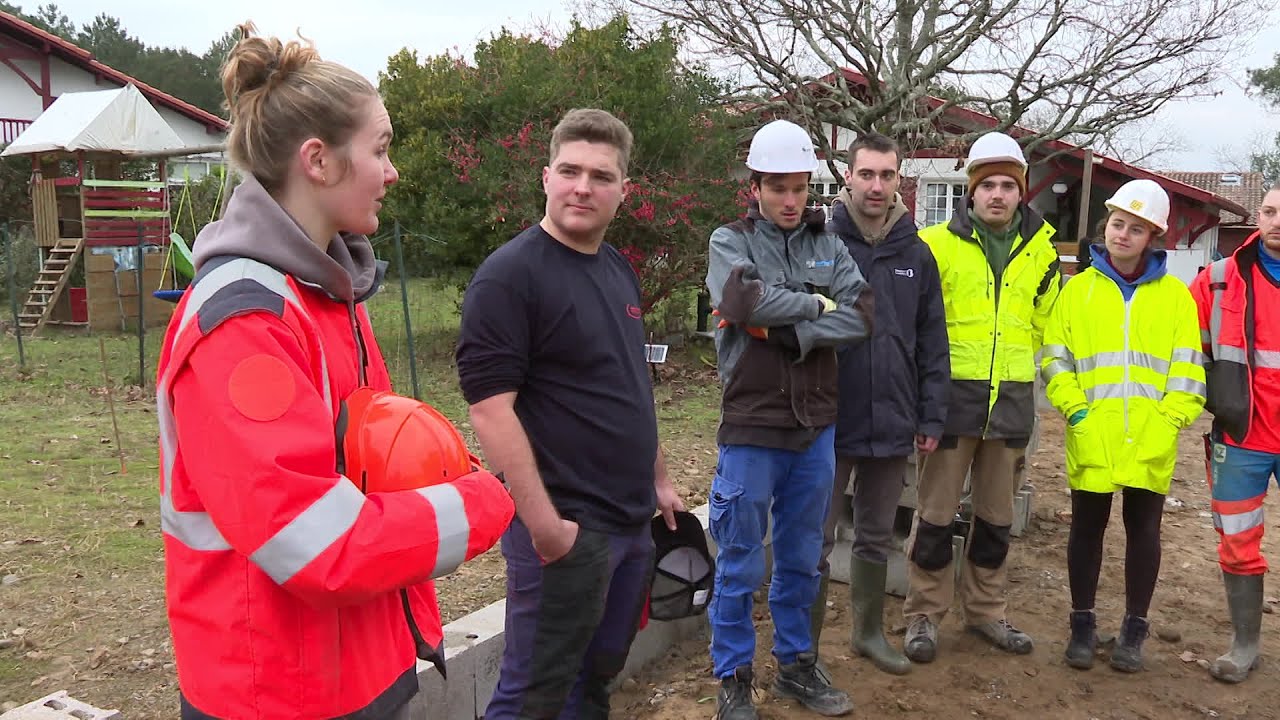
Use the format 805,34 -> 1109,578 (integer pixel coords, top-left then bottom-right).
2,84 -> 212,334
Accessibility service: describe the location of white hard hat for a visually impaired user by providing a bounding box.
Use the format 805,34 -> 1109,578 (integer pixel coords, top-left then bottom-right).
1104,179 -> 1170,235
746,120 -> 819,173
966,132 -> 1027,171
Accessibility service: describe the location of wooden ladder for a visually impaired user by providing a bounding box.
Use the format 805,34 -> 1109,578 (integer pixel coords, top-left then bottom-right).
18,238 -> 85,335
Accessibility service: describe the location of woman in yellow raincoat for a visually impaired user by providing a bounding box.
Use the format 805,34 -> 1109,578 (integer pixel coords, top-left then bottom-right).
1040,179 -> 1206,673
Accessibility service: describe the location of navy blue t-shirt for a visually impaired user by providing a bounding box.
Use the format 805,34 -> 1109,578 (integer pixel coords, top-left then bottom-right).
456,224 -> 659,534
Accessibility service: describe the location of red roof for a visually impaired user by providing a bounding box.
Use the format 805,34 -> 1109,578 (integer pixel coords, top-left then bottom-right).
1160,171 -> 1265,225
824,69 -> 1249,219
0,10 -> 228,134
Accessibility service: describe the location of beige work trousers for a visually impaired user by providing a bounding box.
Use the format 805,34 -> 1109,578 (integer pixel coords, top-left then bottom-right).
902,437 -> 1024,625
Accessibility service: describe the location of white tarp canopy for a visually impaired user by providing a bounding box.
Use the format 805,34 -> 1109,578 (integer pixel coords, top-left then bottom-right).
0,84 -> 189,157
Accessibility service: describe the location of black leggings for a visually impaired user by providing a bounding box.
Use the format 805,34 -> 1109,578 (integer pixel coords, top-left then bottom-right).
1067,487 -> 1164,617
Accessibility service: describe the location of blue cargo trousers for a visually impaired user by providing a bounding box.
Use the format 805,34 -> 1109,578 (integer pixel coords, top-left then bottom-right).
708,426 -> 836,677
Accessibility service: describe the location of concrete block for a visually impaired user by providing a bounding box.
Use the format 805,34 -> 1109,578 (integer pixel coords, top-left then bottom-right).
828,536 -> 854,585
899,456 -> 920,510
407,598 -> 506,720
0,692 -> 121,720
1010,487 -> 1033,538
621,614 -> 708,681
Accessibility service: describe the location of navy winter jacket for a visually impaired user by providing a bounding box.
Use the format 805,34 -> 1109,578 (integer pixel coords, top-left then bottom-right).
828,199 -> 950,457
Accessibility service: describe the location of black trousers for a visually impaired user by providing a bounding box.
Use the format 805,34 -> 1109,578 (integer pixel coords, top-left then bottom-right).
1067,487 -> 1164,617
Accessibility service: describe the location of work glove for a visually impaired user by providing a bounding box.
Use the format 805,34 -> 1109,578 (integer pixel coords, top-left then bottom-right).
813,293 -> 837,315
1068,410 -> 1088,426
713,309 -> 768,340
717,264 -> 764,324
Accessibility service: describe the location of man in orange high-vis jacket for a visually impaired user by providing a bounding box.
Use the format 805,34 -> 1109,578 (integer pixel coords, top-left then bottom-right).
158,177 -> 514,720
1191,183 -> 1280,684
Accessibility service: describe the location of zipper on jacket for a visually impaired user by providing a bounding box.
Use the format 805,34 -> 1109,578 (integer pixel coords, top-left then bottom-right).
982,258 -> 999,438
348,304 -> 369,386
1122,290 -> 1133,437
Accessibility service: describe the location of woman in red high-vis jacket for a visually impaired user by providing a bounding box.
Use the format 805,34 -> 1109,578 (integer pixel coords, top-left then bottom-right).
156,24 -> 513,719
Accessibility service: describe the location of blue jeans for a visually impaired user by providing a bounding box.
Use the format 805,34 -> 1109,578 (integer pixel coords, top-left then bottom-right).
708,426 -> 836,677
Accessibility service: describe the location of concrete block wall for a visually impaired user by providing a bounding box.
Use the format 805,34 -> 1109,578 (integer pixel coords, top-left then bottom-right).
0,692 -> 121,720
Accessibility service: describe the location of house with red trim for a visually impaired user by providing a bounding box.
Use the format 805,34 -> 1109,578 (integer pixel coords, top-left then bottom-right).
808,70 -> 1249,284
0,10 -> 228,181
1160,170 -> 1266,258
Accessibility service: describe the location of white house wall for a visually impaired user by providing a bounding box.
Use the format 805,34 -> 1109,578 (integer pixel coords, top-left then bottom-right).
0,55 -> 43,119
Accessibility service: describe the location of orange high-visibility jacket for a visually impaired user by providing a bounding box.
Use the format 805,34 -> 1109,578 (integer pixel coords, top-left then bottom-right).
157,256 -> 513,719
1192,234 -> 1280,454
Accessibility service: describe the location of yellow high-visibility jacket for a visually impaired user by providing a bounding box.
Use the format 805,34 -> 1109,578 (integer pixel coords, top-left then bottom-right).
920,205 -> 1061,439
1040,248 -> 1206,494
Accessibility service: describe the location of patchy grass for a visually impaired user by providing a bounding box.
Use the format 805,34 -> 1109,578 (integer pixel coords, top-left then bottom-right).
0,278 -> 721,716
0,332 -> 171,713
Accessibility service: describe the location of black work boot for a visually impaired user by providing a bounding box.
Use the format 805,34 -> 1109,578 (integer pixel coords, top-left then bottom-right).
772,651 -> 854,717
1065,610 -> 1097,670
1110,614 -> 1149,673
716,665 -> 757,720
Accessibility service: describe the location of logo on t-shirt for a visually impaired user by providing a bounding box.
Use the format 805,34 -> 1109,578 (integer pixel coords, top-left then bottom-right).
626,304 -> 643,319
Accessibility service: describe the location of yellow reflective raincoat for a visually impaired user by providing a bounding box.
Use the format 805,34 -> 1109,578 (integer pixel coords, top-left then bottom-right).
1041,246 -> 1206,494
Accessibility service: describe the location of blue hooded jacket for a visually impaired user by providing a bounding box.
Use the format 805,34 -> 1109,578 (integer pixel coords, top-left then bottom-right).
1087,243 -> 1167,300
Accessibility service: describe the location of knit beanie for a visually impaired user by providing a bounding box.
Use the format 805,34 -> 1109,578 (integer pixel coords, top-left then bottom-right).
968,160 -> 1026,198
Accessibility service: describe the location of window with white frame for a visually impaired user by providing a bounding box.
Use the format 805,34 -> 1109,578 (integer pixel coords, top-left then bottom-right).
924,182 -> 967,226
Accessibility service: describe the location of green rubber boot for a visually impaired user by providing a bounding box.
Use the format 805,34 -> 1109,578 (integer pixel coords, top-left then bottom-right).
810,572 -> 830,650
849,556 -> 912,675
1210,572 -> 1264,683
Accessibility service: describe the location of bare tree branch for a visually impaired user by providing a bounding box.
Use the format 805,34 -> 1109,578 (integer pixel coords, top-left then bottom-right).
625,0 -> 1255,168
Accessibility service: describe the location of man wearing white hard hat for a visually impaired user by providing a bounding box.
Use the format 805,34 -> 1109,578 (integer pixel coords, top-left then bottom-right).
1042,179 -> 1205,672
1191,182 -> 1280,684
705,118 -> 873,718
902,131 -> 1062,662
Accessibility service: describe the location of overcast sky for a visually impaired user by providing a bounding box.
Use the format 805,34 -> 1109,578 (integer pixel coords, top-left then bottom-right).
20,0 -> 1280,172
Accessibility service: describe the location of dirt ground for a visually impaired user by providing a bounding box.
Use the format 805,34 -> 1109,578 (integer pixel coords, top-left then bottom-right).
613,412 -> 1280,720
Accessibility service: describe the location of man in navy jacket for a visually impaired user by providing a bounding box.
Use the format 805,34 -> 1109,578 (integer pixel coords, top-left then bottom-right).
814,132 -> 950,674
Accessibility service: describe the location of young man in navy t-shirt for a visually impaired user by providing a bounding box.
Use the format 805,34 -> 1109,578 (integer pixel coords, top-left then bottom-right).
457,108 -> 684,719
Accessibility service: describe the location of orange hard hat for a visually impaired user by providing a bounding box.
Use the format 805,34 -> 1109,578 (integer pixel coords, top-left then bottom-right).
339,387 -> 481,494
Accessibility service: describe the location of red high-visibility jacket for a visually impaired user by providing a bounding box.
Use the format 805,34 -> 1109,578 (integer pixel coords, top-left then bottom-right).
1191,234 -> 1280,453
157,256 -> 513,719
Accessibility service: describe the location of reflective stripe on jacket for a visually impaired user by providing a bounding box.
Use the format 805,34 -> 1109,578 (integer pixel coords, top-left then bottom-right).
1191,234 -> 1280,453
919,203 -> 1061,438
158,257 -> 511,719
1041,251 -> 1206,494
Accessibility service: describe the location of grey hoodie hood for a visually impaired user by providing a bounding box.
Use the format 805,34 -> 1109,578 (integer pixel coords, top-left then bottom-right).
192,175 -> 382,303
834,188 -> 908,245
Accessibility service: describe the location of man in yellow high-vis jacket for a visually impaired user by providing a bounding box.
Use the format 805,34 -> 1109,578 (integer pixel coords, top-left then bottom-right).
902,131 -> 1062,663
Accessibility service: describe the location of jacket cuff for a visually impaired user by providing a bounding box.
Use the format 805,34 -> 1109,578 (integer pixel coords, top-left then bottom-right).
916,422 -> 944,440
